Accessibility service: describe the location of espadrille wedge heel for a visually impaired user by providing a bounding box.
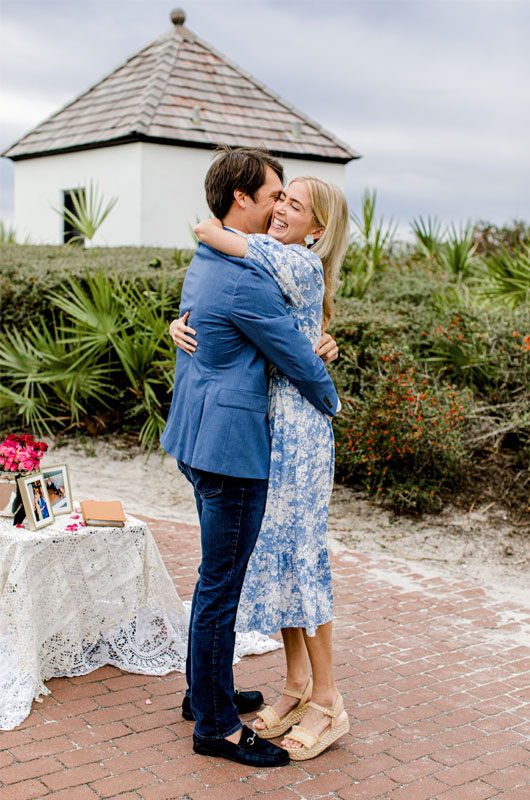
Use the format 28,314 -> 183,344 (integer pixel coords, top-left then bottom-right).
284,694 -> 349,761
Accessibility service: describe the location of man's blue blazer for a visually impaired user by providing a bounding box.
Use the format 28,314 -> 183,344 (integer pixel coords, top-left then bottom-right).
160,242 -> 340,479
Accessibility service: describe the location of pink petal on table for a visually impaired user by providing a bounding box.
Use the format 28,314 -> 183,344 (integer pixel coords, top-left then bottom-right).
16,524 -> 24,528
71,514 -> 80,519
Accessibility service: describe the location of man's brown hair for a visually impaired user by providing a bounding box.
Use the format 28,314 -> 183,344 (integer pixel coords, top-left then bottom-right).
205,145 -> 284,219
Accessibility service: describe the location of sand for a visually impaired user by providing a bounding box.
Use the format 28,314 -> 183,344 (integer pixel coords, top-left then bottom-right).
41,438 -> 530,610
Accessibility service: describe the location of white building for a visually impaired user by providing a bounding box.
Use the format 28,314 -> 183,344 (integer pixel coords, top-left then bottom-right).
2,9 -> 359,248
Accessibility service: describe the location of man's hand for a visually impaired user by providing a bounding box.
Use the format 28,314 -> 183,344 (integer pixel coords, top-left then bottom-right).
316,331 -> 338,364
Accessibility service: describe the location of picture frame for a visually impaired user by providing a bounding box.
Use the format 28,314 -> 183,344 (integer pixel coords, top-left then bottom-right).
42,464 -> 73,515
0,480 -> 17,517
17,472 -> 54,530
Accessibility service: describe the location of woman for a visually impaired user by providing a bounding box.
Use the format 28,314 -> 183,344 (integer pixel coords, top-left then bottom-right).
174,176 -> 349,760
33,485 -> 49,521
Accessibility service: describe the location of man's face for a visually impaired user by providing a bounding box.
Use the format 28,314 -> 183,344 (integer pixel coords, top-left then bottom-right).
245,166 -> 284,234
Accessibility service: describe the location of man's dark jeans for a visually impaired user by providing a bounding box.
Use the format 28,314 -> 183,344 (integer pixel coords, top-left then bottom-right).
178,462 -> 268,741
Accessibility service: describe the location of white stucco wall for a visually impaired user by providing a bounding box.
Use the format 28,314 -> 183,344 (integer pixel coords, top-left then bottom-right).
139,144 -> 348,248
11,144 -> 347,247
12,144 -> 142,246
281,158 -> 346,192
139,143 -> 212,248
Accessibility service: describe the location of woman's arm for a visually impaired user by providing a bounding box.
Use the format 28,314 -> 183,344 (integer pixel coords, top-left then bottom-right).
169,313 -> 338,363
194,218 -> 248,258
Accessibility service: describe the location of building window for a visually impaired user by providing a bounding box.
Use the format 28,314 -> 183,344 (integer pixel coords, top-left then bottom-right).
63,188 -> 85,245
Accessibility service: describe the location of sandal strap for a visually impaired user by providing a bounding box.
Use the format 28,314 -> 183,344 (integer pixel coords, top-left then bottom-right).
282,677 -> 312,706
255,705 -> 280,729
306,694 -> 344,726
287,723 -> 319,749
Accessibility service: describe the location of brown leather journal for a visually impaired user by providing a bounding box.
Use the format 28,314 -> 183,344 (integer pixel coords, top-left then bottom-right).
81,500 -> 126,527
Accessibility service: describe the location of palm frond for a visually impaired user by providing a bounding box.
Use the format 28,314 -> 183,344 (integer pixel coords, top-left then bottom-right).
53,180 -> 118,242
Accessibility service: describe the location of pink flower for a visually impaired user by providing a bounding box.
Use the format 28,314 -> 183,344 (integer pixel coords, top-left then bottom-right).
0,434 -> 48,475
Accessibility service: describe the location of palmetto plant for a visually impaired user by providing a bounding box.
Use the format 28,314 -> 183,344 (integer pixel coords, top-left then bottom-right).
0,271 -> 179,451
438,223 -> 479,281
480,244 -> 530,309
410,216 -> 444,262
0,221 -> 17,243
53,180 -> 118,243
0,316 -> 114,433
339,189 -> 397,299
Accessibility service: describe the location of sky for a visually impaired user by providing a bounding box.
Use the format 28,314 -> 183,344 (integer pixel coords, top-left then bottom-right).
1,0 -> 529,238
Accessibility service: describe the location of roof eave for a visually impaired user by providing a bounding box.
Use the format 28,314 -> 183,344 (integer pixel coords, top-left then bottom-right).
3,133 -> 360,164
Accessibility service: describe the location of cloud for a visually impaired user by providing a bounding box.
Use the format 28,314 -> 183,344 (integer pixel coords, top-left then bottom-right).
0,90 -> 64,136
1,0 -> 528,230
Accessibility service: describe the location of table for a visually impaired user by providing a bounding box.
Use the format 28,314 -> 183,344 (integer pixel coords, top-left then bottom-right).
0,513 -> 190,730
0,513 -> 281,730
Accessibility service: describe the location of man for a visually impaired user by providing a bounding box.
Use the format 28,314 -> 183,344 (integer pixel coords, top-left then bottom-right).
161,147 -> 340,767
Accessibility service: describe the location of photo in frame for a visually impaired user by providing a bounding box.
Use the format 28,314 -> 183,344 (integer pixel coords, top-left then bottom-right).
42,464 -> 73,515
17,472 -> 54,530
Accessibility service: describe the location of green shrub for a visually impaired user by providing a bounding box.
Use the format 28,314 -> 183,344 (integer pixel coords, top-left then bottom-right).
0,262 -> 187,452
0,243 -> 192,332
329,304 -> 470,512
1,228 -> 528,513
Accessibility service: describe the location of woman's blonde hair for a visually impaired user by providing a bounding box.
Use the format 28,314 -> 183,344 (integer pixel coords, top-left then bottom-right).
291,176 -> 349,326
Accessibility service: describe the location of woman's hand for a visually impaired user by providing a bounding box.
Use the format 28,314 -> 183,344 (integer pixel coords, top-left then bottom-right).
169,311 -> 198,356
194,217 -> 223,241
315,331 -> 338,364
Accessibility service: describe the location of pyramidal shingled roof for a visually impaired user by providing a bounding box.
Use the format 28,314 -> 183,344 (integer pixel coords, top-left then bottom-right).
3,9 -> 359,162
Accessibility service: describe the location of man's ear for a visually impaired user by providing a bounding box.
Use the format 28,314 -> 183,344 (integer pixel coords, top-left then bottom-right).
233,190 -> 247,210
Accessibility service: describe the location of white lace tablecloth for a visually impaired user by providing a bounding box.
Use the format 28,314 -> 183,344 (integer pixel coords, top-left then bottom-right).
0,514 -> 280,730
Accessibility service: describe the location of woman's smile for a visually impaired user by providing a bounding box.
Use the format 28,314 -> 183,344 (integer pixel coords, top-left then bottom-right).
267,181 -> 322,246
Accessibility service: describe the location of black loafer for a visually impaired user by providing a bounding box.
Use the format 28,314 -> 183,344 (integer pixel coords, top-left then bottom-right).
193,724 -> 289,767
182,688 -> 264,721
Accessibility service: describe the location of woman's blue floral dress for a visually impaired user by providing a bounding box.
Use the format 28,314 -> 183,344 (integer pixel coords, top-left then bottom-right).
235,234 -> 335,637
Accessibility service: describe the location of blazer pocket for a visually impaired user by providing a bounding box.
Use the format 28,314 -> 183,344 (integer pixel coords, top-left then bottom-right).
217,388 -> 268,413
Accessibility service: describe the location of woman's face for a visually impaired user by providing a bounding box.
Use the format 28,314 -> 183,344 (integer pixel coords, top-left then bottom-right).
267,181 -> 323,246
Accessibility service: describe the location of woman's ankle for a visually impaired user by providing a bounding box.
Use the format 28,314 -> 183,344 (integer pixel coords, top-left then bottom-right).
285,674 -> 311,693
310,686 -> 339,709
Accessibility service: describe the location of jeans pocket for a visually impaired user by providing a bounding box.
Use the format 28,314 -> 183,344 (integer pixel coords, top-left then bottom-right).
190,468 -> 224,498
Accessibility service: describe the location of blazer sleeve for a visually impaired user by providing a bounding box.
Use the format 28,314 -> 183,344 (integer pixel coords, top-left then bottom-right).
230,262 -> 339,417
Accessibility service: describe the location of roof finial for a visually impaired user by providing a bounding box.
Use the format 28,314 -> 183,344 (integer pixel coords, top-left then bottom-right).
170,8 -> 186,26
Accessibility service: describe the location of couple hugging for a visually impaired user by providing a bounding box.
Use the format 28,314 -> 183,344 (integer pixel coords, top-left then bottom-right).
161,146 -> 349,767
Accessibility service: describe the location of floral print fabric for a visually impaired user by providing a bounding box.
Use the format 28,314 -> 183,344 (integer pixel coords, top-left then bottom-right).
235,235 -> 335,637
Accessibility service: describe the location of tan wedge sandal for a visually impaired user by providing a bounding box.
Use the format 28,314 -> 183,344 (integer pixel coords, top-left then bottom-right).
253,678 -> 312,739
283,694 -> 349,760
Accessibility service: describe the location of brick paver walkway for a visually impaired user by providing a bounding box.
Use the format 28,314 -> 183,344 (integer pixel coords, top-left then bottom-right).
1,516 -> 529,799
